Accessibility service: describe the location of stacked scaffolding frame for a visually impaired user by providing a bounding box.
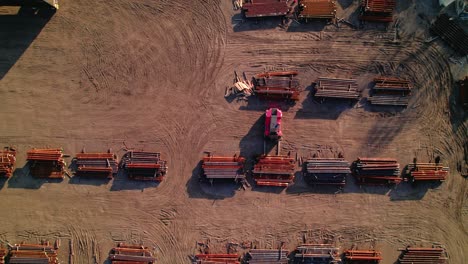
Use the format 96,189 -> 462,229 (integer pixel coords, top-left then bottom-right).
344,249 -> 382,263
120,151 -> 168,181
8,241 -> 59,264
352,157 -> 401,185
254,71 -> 301,101
242,0 -> 289,18
298,0 -> 336,20
74,151 -> 118,179
305,158 -> 350,185
26,148 -> 65,179
359,0 -> 396,22
368,77 -> 412,106
293,244 -> 341,263
406,163 -> 449,182
201,155 -> 245,181
108,243 -> 155,263
0,147 -> 16,178
314,77 -> 360,100
253,155 -> 295,187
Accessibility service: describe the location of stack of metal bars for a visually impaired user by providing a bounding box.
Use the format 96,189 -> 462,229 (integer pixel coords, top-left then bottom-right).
254,71 -> 301,101
314,77 -> 360,100
75,151 -> 118,179
202,155 -> 245,181
368,77 -> 412,106
398,246 -> 447,264
353,157 -> 401,185
0,247 -> 5,264
9,241 -> 59,264
344,249 -> 382,263
305,158 -> 350,185
253,155 -> 296,187
298,0 -> 336,20
406,163 -> 449,182
26,148 -> 65,179
108,243 -> 155,263
242,0 -> 289,18
359,0 -> 396,22
120,151 -> 168,181
0,147 -> 16,178
294,244 -> 340,264
246,249 -> 289,264
194,254 -> 240,264
431,14 -> 468,56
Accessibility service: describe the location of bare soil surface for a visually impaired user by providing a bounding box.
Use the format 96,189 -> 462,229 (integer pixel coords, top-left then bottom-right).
0,0 -> 467,263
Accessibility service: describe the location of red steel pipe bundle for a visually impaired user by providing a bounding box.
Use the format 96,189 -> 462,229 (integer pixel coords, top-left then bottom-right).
344,249 -> 382,263
242,0 -> 290,18
0,147 -> 16,178
253,155 -> 295,187
108,243 -> 155,263
75,151 -> 118,179
359,0 -> 396,22
120,151 -> 168,181
245,248 -> 289,263
353,157 -> 401,185
9,241 -> 59,264
254,71 -> 301,101
298,0 -> 336,20
406,163 -> 449,182
194,253 -> 240,264
305,158 -> 350,185
202,155 -> 245,180
27,148 -> 65,179
369,77 -> 412,106
398,246 -> 447,264
314,77 -> 360,100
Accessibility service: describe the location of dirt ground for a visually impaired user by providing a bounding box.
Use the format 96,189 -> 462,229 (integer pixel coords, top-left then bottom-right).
0,0 -> 467,263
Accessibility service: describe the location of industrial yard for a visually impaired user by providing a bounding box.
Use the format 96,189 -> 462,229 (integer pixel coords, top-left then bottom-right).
0,0 -> 467,263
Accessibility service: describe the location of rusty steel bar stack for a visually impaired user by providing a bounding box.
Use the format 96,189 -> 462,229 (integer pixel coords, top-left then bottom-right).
27,148 -> 65,179
368,77 -> 412,106
108,243 -> 155,263
0,247 -> 5,264
253,71 -> 301,101
352,157 -> 401,185
194,253 -> 240,264
242,0 -> 290,18
293,244 -> 340,263
359,0 -> 396,22
201,155 -> 245,181
0,147 -> 16,178
398,246 -> 447,264
298,0 -> 336,20
74,151 -> 118,179
253,155 -> 296,187
406,163 -> 449,183
245,248 -> 289,263
305,158 -> 350,185
431,14 -> 468,56
314,77 -> 360,100
8,241 -> 59,264
120,151 -> 168,181
344,249 -> 382,263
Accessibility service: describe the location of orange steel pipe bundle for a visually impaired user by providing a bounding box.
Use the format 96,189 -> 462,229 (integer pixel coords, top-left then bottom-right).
0,247 -> 5,264
202,154 -> 245,180
27,148 -> 65,179
242,0 -> 289,18
359,0 -> 395,22
344,249 -> 382,263
194,253 -> 240,264
353,157 -> 401,185
254,71 -> 301,101
253,155 -> 295,187
109,244 -> 155,263
9,241 -> 59,264
120,151 -> 168,181
298,0 -> 336,19
75,151 -> 118,179
406,163 -> 449,182
0,147 -> 16,178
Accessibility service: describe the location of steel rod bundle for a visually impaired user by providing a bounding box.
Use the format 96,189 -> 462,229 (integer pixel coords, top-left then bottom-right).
74,151 -> 118,179
202,155 -> 245,180
253,155 -> 295,187
359,0 -> 396,22
344,249 -> 382,263
298,0 -> 336,20
246,248 -> 289,263
406,163 -> 449,182
194,253 -> 240,264
314,77 -> 360,100
108,243 -> 155,263
120,151 -> 168,181
294,244 -> 340,263
254,71 -> 301,101
352,157 -> 401,185
431,14 -> 468,56
0,147 -> 16,178
242,0 -> 290,18
8,241 -> 59,264
398,246 -> 447,264
305,158 -> 350,185
26,148 -> 65,179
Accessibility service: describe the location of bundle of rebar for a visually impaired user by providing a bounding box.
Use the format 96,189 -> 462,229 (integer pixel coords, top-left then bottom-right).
431,14 -> 468,56
353,157 -> 401,185
74,151 -> 118,179
242,0 -> 289,18
253,155 -> 295,187
254,71 -> 301,101
245,249 -> 289,263
108,243 -> 155,263
202,155 -> 245,180
369,77 -> 412,106
406,163 -> 449,182
305,158 -> 350,185
26,148 -> 65,179
194,253 -> 240,264
298,0 -> 336,19
294,244 -> 340,263
359,0 -> 396,22
398,246 -> 447,264
314,77 -> 360,100
344,249 -> 382,263
120,151 -> 168,181
8,241 -> 59,264
0,147 -> 16,178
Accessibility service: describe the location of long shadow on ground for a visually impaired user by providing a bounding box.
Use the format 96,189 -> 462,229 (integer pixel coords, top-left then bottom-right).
7,165 -> 62,189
